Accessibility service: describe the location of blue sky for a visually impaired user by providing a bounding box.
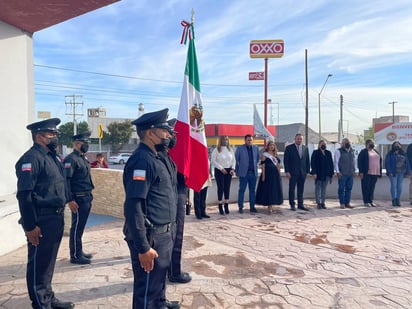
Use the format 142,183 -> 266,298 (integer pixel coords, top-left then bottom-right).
33,0 -> 412,135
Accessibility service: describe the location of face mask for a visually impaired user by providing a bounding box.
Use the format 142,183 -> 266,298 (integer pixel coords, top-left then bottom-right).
320,145 -> 326,150
46,137 -> 59,152
345,143 -> 351,149
168,136 -> 177,149
154,138 -> 170,152
369,143 -> 375,149
80,143 -> 89,153
222,141 -> 228,146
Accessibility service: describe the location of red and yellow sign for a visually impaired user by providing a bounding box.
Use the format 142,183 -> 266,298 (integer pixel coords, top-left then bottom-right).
250,40 -> 284,58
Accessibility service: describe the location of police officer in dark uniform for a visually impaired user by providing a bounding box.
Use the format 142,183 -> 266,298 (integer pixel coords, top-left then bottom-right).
64,132 -> 95,264
123,108 -> 179,309
165,119 -> 192,284
15,118 -> 75,309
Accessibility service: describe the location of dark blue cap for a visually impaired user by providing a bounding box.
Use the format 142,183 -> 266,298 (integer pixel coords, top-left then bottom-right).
72,132 -> 91,142
26,118 -> 61,133
167,118 -> 177,134
132,108 -> 170,130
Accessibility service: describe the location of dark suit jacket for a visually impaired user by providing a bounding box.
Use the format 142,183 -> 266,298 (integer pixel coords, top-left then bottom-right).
284,143 -> 310,176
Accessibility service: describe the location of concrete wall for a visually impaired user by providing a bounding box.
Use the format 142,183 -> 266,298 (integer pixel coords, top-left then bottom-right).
90,168 -> 412,221
0,22 -> 35,256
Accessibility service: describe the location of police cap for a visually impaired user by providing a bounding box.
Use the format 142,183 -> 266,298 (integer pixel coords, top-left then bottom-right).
72,132 -> 91,142
131,108 -> 170,130
167,118 -> 177,134
26,118 -> 61,133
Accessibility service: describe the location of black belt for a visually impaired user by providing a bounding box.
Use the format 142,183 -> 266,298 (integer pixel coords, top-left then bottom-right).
36,208 -> 65,215
151,223 -> 173,234
73,191 -> 92,197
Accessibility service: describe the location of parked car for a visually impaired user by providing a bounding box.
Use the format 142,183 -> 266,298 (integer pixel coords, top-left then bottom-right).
108,153 -> 132,164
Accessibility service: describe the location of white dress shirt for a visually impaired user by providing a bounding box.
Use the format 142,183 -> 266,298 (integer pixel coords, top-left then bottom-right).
211,146 -> 236,170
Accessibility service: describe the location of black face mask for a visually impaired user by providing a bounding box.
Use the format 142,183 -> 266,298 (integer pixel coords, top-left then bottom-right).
154,138 -> 171,152
46,137 -> 59,152
369,143 -> 375,149
168,136 -> 177,149
80,143 -> 89,153
345,143 -> 351,149
320,145 -> 326,150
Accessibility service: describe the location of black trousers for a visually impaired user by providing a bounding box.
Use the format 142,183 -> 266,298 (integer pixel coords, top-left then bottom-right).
288,173 -> 306,207
70,194 -> 92,258
169,183 -> 187,278
194,187 -> 208,218
361,174 -> 378,203
126,230 -> 173,309
26,212 -> 64,309
214,168 -> 233,200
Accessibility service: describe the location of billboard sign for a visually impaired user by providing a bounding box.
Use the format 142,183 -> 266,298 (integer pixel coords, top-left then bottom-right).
250,40 -> 284,58
249,72 -> 264,80
374,122 -> 412,144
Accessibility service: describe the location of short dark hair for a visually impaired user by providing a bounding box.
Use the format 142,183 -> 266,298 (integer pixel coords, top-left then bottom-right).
365,139 -> 373,145
244,134 -> 252,140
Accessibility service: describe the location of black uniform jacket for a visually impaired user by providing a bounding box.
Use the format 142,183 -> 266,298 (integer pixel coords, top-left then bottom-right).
15,143 -> 69,231
123,143 -> 177,254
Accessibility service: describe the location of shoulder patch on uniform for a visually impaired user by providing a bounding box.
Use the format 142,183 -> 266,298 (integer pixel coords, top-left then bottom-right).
133,169 -> 146,181
21,163 -> 32,172
64,162 -> 71,169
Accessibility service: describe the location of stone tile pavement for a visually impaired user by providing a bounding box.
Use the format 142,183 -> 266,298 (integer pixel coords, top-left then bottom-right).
1,199 -> 412,308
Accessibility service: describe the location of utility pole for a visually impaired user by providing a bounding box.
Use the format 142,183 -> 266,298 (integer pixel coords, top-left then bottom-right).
388,101 -> 397,123
305,49 -> 308,147
338,95 -> 343,142
65,95 -> 84,135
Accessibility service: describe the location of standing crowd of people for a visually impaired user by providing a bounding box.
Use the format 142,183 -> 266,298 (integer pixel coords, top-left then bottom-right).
15,112 -> 412,308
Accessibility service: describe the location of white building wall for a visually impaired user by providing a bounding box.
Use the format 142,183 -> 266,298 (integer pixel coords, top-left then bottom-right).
0,21 -> 34,255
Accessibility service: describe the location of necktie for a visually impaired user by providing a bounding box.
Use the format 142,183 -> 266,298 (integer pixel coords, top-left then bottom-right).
298,145 -> 302,158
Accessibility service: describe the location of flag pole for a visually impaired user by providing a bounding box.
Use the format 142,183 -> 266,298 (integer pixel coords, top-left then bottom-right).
191,8 -> 195,24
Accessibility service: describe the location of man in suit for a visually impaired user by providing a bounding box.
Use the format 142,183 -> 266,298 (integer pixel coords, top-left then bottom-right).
284,133 -> 310,211
235,134 -> 260,213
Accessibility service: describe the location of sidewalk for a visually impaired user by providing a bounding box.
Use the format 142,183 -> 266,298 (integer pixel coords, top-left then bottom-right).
1,199 -> 412,308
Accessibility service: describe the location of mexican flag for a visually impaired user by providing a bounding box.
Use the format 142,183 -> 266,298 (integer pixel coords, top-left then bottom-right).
169,21 -> 209,192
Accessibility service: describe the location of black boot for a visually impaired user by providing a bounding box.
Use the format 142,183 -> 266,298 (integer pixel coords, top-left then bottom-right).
224,203 -> 230,214
396,198 -> 401,206
218,204 -> 224,215
392,199 -> 396,206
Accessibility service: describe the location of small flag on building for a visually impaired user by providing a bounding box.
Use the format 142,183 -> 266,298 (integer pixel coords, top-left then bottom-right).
253,104 -> 273,139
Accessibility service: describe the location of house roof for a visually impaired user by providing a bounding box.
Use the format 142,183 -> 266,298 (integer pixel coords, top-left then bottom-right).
0,0 -> 120,33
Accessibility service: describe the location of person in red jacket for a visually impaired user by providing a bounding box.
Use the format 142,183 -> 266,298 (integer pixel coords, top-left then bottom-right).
90,153 -> 109,168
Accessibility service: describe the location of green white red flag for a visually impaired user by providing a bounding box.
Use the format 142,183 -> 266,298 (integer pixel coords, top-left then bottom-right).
169,20 -> 209,192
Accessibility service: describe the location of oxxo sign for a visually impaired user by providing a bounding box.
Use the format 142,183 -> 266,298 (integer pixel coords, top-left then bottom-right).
250,40 -> 284,58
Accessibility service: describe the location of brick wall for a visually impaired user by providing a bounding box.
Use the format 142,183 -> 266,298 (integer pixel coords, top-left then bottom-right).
90,168 -> 124,218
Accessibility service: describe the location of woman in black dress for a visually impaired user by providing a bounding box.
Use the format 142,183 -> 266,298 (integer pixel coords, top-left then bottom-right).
255,141 -> 283,214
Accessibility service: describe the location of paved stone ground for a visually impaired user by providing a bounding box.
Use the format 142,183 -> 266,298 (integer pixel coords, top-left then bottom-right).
1,199 -> 412,308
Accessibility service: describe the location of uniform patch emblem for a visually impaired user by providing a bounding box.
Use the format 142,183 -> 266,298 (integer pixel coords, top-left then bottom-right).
64,162 -> 71,169
21,163 -> 32,172
133,169 -> 146,181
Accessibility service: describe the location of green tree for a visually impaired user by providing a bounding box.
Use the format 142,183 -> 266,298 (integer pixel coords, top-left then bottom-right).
58,121 -> 90,147
103,120 -> 134,152
359,126 -> 374,144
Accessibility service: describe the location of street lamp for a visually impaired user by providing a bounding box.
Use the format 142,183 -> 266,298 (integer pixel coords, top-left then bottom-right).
318,74 -> 333,139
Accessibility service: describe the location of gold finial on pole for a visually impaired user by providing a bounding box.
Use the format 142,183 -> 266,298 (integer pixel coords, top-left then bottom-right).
191,8 -> 195,24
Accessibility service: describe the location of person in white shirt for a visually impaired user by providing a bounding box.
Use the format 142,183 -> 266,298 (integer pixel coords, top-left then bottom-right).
211,136 -> 236,215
